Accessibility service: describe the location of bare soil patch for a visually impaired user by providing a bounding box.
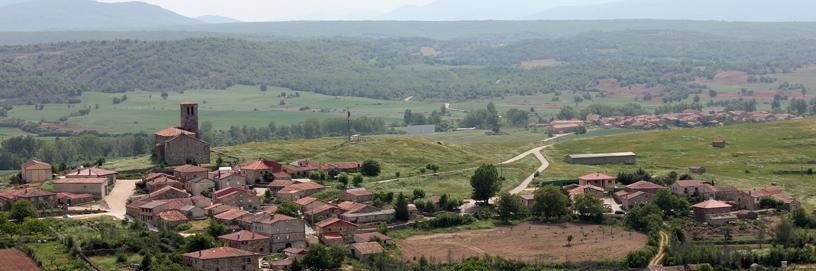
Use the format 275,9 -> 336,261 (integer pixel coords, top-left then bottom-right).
710,71 -> 749,85
519,59 -> 561,69
399,223 -> 647,264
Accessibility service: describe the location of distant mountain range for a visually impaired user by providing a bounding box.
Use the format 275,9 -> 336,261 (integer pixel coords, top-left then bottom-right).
196,15 -> 241,24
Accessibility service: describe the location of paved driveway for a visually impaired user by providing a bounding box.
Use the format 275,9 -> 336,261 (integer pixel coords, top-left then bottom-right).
69,179 -> 138,220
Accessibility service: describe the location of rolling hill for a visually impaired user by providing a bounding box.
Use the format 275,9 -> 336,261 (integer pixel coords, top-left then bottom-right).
0,0 -> 201,31
527,0 -> 816,21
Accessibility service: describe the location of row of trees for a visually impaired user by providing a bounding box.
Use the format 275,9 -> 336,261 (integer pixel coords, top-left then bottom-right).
199,117 -> 387,146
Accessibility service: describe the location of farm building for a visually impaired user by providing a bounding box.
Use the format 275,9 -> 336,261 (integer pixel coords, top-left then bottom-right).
566,152 -> 636,165
577,172 -> 616,191
53,177 -> 108,199
692,200 -> 733,223
21,159 -> 52,183
181,247 -> 259,271
218,230 -> 271,254
65,167 -> 117,185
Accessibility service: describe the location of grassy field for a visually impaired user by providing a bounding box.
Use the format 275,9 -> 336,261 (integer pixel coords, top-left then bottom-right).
90,254 -> 143,271
24,241 -> 90,271
543,118 -> 816,206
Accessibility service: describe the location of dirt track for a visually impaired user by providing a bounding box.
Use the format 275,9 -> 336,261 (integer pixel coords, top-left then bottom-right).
399,223 -> 647,264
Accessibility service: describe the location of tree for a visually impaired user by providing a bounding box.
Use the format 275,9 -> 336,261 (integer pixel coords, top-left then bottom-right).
557,106 -> 577,120
470,164 -> 500,204
263,189 -> 274,204
361,160 -> 381,177
289,257 -> 302,271
624,204 -> 663,232
572,193 -> 605,221
351,174 -> 363,187
505,108 -> 529,128
775,218 -> 795,247
140,254 -> 152,271
303,244 -> 344,270
791,207 -> 814,228
497,192 -> 525,222
277,201 -> 300,217
206,219 -> 226,237
403,109 -> 413,126
10,200 -> 36,222
21,217 -> 47,235
486,102 -> 500,132
566,234 -> 574,247
394,193 -> 410,221
412,189 -> 426,201
184,234 -> 216,252
335,173 -> 349,187
260,84 -> 268,91
652,189 -> 690,217
532,186 -> 569,220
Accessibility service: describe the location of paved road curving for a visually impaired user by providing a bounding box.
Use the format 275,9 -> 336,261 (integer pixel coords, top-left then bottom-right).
505,134 -> 569,195
69,179 -> 138,220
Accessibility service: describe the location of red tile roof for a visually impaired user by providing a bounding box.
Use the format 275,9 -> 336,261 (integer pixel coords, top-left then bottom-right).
0,249 -> 41,271
182,247 -> 257,260
352,242 -> 384,255
578,172 -> 615,181
626,180 -> 664,190
294,196 -> 318,206
316,217 -> 358,229
692,199 -> 732,209
240,160 -> 282,171
0,188 -> 54,200
54,177 -> 107,184
56,192 -> 93,200
174,164 -> 208,173
254,214 -> 297,225
214,209 -> 250,221
304,203 -> 338,215
154,127 -> 194,137
278,181 -> 325,194
148,186 -> 187,199
218,230 -> 270,241
66,167 -> 117,177
674,180 -> 703,188
158,210 -> 188,222
21,159 -> 50,170
337,201 -> 369,213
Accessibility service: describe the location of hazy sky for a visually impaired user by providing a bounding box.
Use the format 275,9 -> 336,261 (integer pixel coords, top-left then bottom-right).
101,0 -> 437,21
100,0 -> 613,21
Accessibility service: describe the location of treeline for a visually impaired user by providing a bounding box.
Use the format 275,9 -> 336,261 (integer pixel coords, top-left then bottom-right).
0,134 -> 151,170
200,117 -> 387,146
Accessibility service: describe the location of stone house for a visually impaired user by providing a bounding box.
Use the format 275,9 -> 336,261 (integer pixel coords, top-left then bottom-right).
148,186 -> 189,201
53,177 -> 108,199
624,180 -> 664,194
203,203 -> 233,216
173,164 -> 209,181
276,181 -> 326,202
181,247 -> 259,271
351,242 -> 384,260
294,197 -> 320,211
0,188 -> 56,209
240,160 -> 283,185
739,187 -> 800,210
520,194 -> 536,206
154,101 -> 210,166
157,210 -> 189,227
210,170 -> 246,190
316,218 -> 359,245
620,191 -> 653,210
66,167 -> 117,186
56,192 -> 94,206
692,199 -> 732,223
145,174 -> 184,192
670,180 -> 708,198
250,214 -> 307,251
268,179 -> 295,193
341,209 -> 395,225
185,177 -> 216,196
578,172 -> 616,191
213,187 -> 261,211
214,208 -> 251,225
180,205 -> 206,220
219,230 -> 272,254
21,159 -> 51,183
567,184 -> 605,200
304,203 -> 343,224
339,188 -> 374,202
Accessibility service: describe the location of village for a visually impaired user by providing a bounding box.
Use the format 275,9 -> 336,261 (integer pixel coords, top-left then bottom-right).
0,100 -> 810,271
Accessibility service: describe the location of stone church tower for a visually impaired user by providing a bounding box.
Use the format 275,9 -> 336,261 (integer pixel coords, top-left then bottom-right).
180,101 -> 199,136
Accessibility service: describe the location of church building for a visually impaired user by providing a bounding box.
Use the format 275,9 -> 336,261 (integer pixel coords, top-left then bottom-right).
154,101 -> 211,165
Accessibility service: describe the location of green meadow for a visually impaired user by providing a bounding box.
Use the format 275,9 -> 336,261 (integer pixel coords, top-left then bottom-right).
543,118 -> 816,206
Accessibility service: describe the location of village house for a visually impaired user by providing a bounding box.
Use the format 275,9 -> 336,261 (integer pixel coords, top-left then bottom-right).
578,172 -> 616,191
339,188 -> 374,202
144,173 -> 184,192
625,180 -> 664,194
294,197 -> 322,212
548,123 -> 583,134
157,210 -> 189,227
240,160 -> 283,185
520,194 -> 536,207
670,180 -> 709,199
128,198 -> 194,225
692,199 -> 733,223
353,232 -> 392,245
66,167 -> 117,185
276,181 -> 326,202
619,191 -> 654,210
283,159 -> 361,178
338,204 -> 395,225
154,101 -> 211,166
249,214 -> 307,251
316,218 -> 359,245
351,242 -> 385,260
56,192 -> 94,206
53,177 -> 108,199
203,203 -> 233,216
214,208 -> 251,225
567,184 -> 605,200
212,187 -> 261,211
185,177 -> 216,196
219,230 -> 272,254
209,169 -> 246,190
148,186 -> 189,201
181,247 -> 259,271
739,187 -> 800,210
0,188 -> 56,209
21,159 -> 51,183
268,179 -> 295,193
712,186 -> 741,202
180,205 -> 206,220
304,202 -> 343,224
173,164 -> 209,181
